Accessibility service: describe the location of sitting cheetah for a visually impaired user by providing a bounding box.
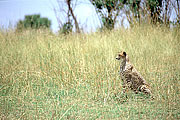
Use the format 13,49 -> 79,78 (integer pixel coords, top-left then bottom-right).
116,51 -> 153,97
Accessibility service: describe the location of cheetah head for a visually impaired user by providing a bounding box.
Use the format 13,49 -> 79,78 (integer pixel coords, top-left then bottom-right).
116,51 -> 127,60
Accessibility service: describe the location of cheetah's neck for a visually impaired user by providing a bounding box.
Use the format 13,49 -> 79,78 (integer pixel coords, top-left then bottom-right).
120,58 -> 126,73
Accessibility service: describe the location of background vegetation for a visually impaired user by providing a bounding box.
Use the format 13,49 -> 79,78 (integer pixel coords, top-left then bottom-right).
16,14 -> 51,31
55,0 -> 180,32
0,25 -> 179,119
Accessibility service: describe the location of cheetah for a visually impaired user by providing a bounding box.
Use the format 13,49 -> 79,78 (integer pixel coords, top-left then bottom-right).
116,51 -> 153,97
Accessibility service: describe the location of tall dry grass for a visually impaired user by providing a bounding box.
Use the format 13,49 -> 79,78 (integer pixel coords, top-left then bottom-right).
0,26 -> 180,119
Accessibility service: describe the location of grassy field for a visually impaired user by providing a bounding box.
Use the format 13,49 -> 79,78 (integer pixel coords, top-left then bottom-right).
0,25 -> 180,119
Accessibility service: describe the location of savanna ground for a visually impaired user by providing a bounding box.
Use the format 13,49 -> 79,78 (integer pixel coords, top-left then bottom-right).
0,25 -> 180,119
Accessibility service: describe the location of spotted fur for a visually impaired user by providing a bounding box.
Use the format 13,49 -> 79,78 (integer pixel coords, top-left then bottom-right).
116,51 -> 152,96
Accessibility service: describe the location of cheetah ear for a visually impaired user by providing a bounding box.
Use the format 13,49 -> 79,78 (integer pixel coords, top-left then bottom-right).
123,52 -> 126,56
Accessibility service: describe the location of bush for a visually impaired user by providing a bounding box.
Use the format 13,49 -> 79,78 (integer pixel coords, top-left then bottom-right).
16,14 -> 51,31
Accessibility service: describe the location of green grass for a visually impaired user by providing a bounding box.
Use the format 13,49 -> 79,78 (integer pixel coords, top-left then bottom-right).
0,26 -> 180,119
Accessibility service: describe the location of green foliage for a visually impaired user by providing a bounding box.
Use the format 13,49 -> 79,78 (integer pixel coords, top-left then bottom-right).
123,0 -> 141,22
59,22 -> 73,34
16,14 -> 51,30
91,0 -> 171,28
124,0 -> 163,24
91,0 -> 142,29
92,0 -> 116,11
147,0 -> 162,23
91,0 -> 120,30
102,17 -> 114,30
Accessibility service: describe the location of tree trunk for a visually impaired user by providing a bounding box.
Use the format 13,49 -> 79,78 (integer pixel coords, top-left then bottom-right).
66,0 -> 80,33
177,0 -> 180,24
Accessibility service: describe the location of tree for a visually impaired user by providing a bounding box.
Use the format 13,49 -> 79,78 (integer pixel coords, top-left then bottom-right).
90,0 -> 122,30
122,0 -> 141,26
146,0 -> 163,24
59,21 -> 73,34
91,0 -> 179,28
122,0 -> 163,25
66,0 -> 80,33
16,14 -> 51,30
170,0 -> 180,26
54,0 -> 80,33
